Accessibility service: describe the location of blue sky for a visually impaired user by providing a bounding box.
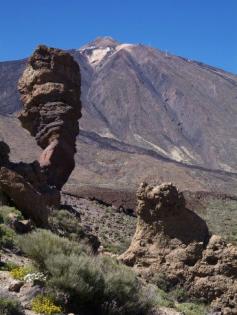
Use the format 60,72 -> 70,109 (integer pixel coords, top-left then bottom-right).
0,0 -> 236,73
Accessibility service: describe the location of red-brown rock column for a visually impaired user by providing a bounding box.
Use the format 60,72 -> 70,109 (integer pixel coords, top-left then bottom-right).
18,45 -> 82,190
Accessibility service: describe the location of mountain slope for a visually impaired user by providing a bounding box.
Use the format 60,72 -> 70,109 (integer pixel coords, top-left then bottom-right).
0,37 -> 237,193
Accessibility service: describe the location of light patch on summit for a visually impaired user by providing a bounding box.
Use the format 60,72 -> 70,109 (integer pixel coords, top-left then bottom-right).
86,47 -> 111,66
116,44 -> 136,53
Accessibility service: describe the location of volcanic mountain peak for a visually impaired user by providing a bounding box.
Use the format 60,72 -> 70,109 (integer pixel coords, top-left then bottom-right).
80,36 -> 120,50
79,36 -> 137,66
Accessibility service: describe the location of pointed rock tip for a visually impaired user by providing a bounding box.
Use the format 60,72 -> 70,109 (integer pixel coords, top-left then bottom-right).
82,36 -> 120,49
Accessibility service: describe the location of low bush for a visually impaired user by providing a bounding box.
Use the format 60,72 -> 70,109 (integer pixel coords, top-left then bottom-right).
102,239 -> 131,254
49,209 -> 100,251
17,229 -> 86,269
169,287 -> 188,302
176,302 -> 207,315
0,261 -> 18,271
49,209 -> 84,240
0,206 -> 23,250
0,224 -> 16,249
18,229 -> 153,315
0,206 -> 23,225
0,293 -> 24,315
150,272 -> 170,291
152,287 -> 174,308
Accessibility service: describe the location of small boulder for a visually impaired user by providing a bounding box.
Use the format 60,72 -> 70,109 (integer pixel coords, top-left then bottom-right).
8,280 -> 24,292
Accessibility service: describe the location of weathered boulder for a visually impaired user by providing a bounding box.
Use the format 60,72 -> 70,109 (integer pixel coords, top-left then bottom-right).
18,45 -> 82,190
0,165 -> 57,226
8,280 -> 24,292
119,182 -> 237,313
119,182 -> 209,271
0,46 -> 82,225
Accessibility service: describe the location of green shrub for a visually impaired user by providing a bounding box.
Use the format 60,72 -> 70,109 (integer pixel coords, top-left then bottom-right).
49,209 -> 84,240
176,302 -> 207,315
46,253 -> 105,304
0,261 -> 18,271
102,239 -> 131,254
0,206 -> 23,225
101,256 -> 151,314
18,229 -> 153,315
49,209 -> 100,251
0,206 -> 23,249
169,287 -> 188,302
0,224 -> 16,249
153,287 -> 175,308
150,272 -> 170,291
17,229 -> 86,269
0,293 -> 24,315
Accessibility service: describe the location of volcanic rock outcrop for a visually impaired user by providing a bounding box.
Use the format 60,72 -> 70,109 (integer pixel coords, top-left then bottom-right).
0,149 -> 58,226
0,46 -> 81,225
18,45 -> 81,189
119,183 -> 237,314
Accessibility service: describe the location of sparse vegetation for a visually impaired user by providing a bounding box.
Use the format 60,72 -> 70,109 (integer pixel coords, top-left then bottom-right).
202,198 -> 237,245
48,208 -> 100,251
0,293 -> 24,315
185,193 -> 237,245
169,287 -> 188,303
0,260 -> 18,271
150,285 -> 207,314
0,206 -> 24,249
18,229 -> 153,315
49,209 -> 84,240
80,202 -> 136,254
176,302 -> 207,315
150,273 -> 170,292
0,196 -> 231,315
0,206 -> 23,225
0,224 -> 16,249
152,287 -> 175,308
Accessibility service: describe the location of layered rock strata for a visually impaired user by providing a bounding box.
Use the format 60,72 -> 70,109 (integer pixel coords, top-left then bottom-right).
18,45 -> 81,189
119,183 -> 237,314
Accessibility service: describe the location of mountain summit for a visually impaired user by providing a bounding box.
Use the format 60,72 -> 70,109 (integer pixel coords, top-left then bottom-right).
81,36 -> 120,49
